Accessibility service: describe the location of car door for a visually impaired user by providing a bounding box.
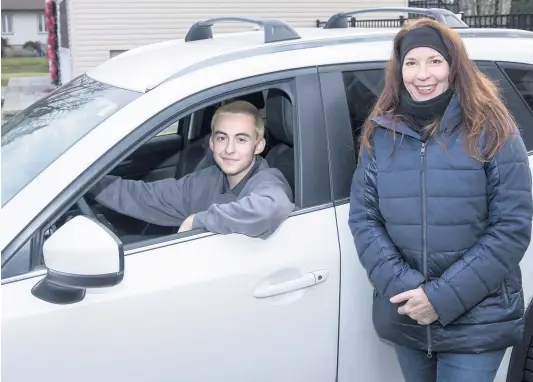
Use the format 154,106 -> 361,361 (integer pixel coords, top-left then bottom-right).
1,71 -> 341,382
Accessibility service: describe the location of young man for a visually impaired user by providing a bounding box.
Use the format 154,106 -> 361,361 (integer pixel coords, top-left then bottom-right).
90,100 -> 295,239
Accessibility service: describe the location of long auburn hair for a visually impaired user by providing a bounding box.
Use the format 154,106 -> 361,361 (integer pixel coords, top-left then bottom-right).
360,18 -> 516,162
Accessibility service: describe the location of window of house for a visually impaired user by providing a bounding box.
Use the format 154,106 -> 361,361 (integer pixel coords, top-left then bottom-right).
504,67 -> 533,114
38,13 -> 47,33
2,13 -> 14,34
342,69 -> 385,150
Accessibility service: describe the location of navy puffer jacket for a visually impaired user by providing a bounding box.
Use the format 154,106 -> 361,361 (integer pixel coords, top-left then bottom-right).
348,94 -> 532,354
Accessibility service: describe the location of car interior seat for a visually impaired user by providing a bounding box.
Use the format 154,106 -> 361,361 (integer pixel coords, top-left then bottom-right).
264,89 -> 295,194
174,104 -> 218,179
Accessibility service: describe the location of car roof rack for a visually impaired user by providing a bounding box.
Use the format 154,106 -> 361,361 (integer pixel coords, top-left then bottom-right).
185,17 -> 301,44
323,7 -> 469,29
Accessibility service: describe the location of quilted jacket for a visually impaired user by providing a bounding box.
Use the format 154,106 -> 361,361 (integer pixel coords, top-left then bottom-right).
348,94 -> 532,354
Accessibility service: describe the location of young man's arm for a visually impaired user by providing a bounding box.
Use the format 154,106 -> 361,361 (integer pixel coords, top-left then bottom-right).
191,174 -> 295,239
90,175 -> 192,226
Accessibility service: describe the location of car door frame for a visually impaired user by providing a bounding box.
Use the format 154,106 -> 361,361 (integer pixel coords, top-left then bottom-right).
318,61 -> 387,203
1,67 -> 332,284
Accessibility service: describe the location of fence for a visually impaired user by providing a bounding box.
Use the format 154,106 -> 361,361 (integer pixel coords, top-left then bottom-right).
463,13 -> 533,30
316,13 -> 533,31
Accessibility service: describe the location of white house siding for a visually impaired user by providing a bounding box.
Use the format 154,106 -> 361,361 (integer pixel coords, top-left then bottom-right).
68,0 -> 407,78
1,11 -> 47,46
58,0 -> 74,84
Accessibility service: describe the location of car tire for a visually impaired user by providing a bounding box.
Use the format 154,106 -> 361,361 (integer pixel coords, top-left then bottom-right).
508,300 -> 533,382
524,336 -> 533,382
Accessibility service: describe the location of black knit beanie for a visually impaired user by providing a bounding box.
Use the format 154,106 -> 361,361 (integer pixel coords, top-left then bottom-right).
399,27 -> 451,66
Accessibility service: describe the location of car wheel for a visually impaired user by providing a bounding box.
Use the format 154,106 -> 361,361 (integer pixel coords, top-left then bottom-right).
524,335 -> 533,382
508,300 -> 533,382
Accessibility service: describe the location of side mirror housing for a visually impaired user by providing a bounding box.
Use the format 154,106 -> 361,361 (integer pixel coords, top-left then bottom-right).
32,215 -> 124,304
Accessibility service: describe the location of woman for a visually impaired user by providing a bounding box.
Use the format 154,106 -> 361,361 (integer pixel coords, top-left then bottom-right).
348,18 -> 532,382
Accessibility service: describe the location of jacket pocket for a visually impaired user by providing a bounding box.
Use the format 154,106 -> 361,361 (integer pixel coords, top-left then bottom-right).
501,280 -> 510,307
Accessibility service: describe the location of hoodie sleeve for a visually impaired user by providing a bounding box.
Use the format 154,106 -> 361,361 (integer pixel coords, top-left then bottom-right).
348,145 -> 426,298
191,173 -> 295,239
90,174 -> 192,226
423,133 -> 533,326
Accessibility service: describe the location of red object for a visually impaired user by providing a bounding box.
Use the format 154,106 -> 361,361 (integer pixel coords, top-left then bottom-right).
45,0 -> 58,83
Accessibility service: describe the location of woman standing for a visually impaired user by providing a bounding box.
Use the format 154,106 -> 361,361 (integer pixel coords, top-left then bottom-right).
349,18 -> 532,381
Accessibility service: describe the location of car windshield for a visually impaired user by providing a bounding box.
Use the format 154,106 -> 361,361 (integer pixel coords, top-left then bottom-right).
1,75 -> 141,206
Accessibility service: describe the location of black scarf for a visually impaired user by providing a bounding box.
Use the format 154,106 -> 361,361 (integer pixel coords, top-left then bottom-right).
399,89 -> 453,141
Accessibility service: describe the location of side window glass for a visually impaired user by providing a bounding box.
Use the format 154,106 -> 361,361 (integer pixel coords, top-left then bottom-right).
342,69 -> 385,154
478,62 -> 533,151
504,67 -> 533,114
157,120 -> 180,136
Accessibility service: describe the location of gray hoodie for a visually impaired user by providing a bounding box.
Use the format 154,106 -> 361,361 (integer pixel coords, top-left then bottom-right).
91,156 -> 295,239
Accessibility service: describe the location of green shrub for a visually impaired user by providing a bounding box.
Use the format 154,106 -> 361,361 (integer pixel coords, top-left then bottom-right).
23,41 -> 37,50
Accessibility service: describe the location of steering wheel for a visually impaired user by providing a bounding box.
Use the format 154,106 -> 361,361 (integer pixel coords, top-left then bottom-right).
76,196 -> 99,220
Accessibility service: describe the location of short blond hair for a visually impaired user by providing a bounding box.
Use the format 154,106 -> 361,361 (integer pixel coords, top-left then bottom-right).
211,100 -> 265,140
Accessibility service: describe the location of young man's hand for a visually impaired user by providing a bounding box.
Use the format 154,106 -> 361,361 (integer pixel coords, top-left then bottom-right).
178,215 -> 195,233
390,287 -> 439,325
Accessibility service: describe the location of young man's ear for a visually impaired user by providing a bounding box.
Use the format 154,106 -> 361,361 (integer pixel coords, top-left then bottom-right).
254,138 -> 266,155
209,134 -> 214,151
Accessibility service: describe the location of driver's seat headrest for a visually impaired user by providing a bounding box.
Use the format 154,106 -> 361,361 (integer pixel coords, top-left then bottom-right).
266,90 -> 293,145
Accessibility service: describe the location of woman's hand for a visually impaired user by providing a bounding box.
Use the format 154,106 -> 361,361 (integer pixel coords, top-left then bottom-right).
390,287 -> 439,325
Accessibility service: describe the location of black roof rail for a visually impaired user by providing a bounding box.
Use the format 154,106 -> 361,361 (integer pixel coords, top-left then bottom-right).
324,7 -> 469,29
185,17 -> 301,44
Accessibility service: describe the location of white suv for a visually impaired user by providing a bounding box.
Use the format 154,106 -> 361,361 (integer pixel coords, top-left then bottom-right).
2,7 -> 533,382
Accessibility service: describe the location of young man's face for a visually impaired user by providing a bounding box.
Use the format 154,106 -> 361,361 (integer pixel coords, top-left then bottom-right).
210,112 -> 266,181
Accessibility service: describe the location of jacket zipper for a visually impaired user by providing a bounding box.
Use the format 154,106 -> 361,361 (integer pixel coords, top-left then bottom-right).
420,142 -> 432,358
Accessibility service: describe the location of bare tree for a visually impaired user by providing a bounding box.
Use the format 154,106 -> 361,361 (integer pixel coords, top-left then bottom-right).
511,0 -> 533,12
458,0 -> 512,15
1,75 -> 109,141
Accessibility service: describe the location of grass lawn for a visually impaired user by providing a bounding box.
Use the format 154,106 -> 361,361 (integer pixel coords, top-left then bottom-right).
1,57 -> 49,86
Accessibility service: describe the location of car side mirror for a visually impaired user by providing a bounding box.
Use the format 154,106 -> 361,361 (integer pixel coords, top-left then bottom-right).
32,215 -> 124,304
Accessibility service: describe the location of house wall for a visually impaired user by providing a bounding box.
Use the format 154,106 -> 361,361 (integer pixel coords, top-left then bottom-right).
1,11 -> 47,46
68,0 -> 408,79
